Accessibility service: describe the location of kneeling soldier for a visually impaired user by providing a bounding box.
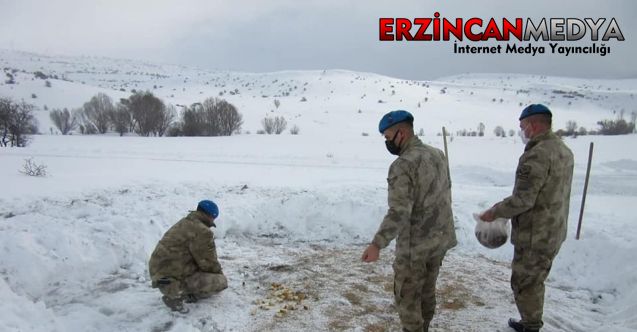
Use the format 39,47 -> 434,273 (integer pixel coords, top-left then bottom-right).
149,200 -> 228,313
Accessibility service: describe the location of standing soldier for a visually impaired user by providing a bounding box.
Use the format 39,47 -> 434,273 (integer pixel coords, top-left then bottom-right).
149,200 -> 228,313
480,104 -> 574,332
362,110 -> 457,332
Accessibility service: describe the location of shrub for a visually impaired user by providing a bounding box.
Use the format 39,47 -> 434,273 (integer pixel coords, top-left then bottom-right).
493,126 -> 505,137
34,71 -> 48,80
261,116 -> 287,134
20,158 -> 47,177
577,127 -> 587,136
597,119 -> 635,135
5,73 -> 15,84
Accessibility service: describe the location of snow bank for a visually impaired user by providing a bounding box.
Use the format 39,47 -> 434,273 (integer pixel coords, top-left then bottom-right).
0,279 -> 61,332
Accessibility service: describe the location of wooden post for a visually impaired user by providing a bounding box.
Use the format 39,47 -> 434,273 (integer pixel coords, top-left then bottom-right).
442,126 -> 451,184
576,142 -> 594,240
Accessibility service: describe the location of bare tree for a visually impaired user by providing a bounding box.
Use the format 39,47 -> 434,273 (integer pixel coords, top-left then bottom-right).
0,97 -> 11,146
82,93 -> 114,134
201,102 -> 219,136
126,91 -> 167,136
178,99 -> 242,137
0,98 -> 38,147
110,103 -> 132,136
181,103 -> 205,136
201,97 -> 242,136
274,99 -> 281,109
49,108 -> 77,135
565,120 -> 577,136
156,105 -> 176,137
597,119 -> 635,135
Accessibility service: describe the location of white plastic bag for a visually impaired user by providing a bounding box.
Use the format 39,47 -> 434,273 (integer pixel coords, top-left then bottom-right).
473,212 -> 509,249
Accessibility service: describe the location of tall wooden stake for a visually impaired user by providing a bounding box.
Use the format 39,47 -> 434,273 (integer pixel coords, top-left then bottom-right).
576,142 -> 594,240
442,126 -> 451,184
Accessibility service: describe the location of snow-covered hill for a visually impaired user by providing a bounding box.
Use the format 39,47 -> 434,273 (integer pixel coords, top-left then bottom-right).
1,49 -> 636,332
2,49 -> 636,137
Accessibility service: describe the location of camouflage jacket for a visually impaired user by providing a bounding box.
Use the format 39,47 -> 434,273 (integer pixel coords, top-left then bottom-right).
493,131 -> 574,252
372,136 -> 457,270
149,211 -> 222,281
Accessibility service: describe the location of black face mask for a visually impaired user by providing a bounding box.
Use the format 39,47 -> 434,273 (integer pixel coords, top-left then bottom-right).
385,131 -> 401,155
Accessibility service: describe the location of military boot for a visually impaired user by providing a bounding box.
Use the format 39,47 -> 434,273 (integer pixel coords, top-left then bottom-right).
402,328 -> 424,332
508,318 -> 539,332
162,295 -> 189,314
184,294 -> 198,303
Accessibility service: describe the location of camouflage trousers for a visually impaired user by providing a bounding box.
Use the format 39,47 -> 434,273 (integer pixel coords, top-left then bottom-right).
511,246 -> 558,330
157,272 -> 228,300
393,255 -> 444,332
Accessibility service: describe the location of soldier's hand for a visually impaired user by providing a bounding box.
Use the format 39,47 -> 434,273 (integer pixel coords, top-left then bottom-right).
480,208 -> 496,222
362,243 -> 380,263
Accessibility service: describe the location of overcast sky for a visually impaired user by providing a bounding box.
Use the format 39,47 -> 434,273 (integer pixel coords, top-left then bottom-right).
1,0 -> 635,80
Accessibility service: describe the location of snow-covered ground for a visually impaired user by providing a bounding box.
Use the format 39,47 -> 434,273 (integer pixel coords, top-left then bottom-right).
1,133 -> 635,332
1,50 -> 636,331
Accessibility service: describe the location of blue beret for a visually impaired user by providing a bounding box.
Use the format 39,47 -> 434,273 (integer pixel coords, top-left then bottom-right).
197,200 -> 219,218
519,104 -> 552,120
379,110 -> 414,133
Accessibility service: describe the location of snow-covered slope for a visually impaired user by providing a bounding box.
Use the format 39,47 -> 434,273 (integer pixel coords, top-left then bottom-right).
2,49 -> 636,137
0,50 -> 636,332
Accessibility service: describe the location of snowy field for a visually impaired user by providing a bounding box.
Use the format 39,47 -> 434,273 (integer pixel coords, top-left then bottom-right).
1,50 -> 636,331
1,133 -> 636,332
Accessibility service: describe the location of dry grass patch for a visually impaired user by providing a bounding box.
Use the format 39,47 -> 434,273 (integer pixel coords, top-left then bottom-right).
364,322 -> 388,332
437,283 -> 469,311
328,319 -> 352,331
343,291 -> 362,305
352,283 -> 369,292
